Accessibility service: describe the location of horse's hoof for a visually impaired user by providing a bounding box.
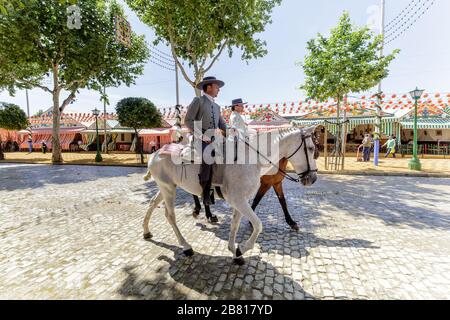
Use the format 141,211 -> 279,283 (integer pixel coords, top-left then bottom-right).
208,215 -> 219,224
233,256 -> 245,266
143,232 -> 153,240
192,210 -> 200,218
290,224 -> 299,232
183,248 -> 194,257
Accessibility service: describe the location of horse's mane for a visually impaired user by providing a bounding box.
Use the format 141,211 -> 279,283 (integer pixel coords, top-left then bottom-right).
248,127 -> 302,146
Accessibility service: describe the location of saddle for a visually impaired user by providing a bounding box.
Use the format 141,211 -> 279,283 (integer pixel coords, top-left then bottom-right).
158,143 -> 226,187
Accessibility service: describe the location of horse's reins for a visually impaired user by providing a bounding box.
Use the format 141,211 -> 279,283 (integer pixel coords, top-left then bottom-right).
241,130 -> 318,183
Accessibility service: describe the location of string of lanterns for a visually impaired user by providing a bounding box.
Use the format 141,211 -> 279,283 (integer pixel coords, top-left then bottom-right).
29,93 -> 449,123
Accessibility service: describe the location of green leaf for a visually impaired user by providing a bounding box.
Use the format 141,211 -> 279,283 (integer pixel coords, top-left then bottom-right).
0,102 -> 29,130
0,0 -> 149,162
300,12 -> 399,102
125,0 -> 281,92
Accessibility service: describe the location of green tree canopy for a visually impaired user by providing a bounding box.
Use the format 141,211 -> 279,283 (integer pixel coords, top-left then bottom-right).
0,102 -> 28,160
116,97 -> 162,130
0,0 -> 149,163
0,0 -> 23,15
0,102 -> 28,130
116,97 -> 162,163
300,12 -> 399,102
125,0 -> 282,94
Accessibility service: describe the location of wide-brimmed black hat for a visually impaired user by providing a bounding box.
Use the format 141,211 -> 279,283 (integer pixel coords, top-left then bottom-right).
229,98 -> 247,108
196,76 -> 225,90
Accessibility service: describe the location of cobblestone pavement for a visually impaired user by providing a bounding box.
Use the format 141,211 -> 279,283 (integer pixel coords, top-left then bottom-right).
1,163 -> 450,300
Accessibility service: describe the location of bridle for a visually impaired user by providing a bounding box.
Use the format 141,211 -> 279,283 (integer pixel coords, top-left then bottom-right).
281,131 -> 318,183
243,129 -> 318,183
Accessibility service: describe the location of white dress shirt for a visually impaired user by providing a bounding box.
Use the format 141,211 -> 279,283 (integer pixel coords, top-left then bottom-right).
230,111 -> 248,137
203,93 -> 215,103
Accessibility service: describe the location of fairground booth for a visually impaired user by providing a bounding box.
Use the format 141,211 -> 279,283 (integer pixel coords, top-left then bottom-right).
292,93 -> 450,157
11,111 -> 173,153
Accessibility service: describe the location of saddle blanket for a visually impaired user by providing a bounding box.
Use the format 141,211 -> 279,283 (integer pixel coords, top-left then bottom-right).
158,143 -> 202,163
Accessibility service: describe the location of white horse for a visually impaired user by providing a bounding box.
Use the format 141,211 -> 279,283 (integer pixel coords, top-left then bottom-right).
142,126 -> 318,265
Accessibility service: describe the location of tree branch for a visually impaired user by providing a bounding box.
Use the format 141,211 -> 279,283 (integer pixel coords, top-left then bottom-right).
167,21 -> 195,88
16,78 -> 53,94
203,40 -> 228,74
59,89 -> 77,112
199,37 -> 215,72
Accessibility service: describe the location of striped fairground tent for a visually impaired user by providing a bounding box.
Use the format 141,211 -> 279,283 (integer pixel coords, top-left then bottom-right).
400,118 -> 450,129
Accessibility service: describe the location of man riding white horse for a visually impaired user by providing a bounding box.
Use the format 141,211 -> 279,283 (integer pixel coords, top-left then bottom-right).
184,76 -> 227,206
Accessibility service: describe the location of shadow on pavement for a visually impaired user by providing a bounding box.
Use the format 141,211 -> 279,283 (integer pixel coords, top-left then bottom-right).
0,163 -> 146,191
118,239 -> 313,300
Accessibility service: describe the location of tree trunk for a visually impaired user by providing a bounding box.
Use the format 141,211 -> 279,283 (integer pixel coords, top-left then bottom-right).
51,64 -> 62,164
194,73 -> 204,97
51,91 -> 62,163
135,128 -> 144,164
0,144 -> 4,161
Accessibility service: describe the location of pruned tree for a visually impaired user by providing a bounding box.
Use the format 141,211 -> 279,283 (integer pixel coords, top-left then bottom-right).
301,12 -> 399,103
0,0 -> 149,163
116,97 -> 162,164
300,12 -> 399,168
0,102 -> 28,159
126,0 -> 282,95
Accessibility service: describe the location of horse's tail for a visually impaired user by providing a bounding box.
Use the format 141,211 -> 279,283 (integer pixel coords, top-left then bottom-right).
143,152 -> 157,182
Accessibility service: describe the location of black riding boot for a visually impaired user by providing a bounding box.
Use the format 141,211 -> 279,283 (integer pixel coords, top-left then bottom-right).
199,160 -> 213,205
200,180 -> 213,206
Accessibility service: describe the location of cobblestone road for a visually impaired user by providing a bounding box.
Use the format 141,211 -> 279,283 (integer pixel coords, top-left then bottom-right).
1,164 -> 449,300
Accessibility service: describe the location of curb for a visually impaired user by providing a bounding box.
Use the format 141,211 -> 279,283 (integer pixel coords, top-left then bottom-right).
316,171 -> 450,179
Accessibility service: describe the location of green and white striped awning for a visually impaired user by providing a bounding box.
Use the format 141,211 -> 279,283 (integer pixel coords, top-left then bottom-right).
400,118 -> 450,129
292,119 -> 340,134
294,116 -> 398,136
